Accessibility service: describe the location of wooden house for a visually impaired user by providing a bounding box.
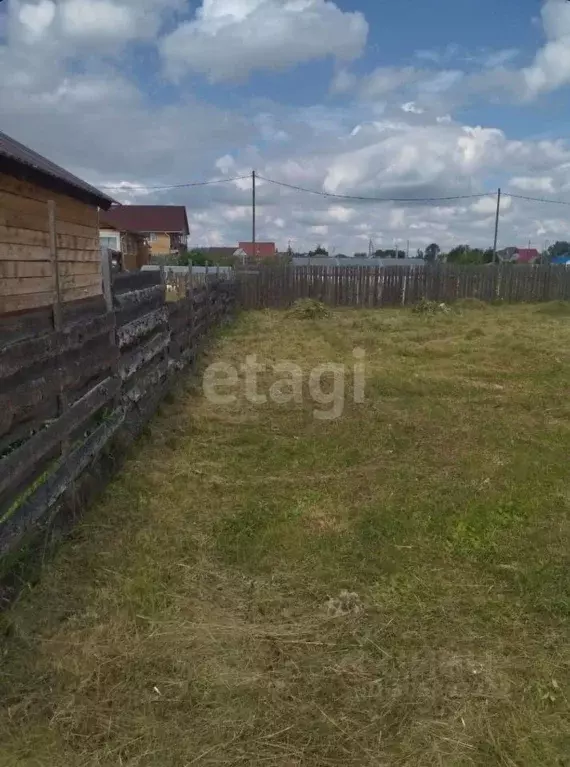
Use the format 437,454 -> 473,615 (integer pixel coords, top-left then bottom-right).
99,215 -> 150,272
101,205 -> 190,259
0,131 -> 114,315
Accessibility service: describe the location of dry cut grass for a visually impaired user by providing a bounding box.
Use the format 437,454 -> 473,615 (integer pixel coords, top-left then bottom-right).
1,303 -> 570,766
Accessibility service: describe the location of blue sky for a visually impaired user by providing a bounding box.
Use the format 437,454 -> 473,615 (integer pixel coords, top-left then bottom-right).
2,0 -> 570,252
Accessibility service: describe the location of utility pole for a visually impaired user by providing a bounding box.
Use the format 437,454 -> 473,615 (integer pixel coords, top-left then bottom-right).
492,188 -> 501,263
252,170 -> 256,261
407,239 -> 410,259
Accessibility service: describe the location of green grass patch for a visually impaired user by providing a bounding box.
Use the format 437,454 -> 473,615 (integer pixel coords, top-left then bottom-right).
1,304 -> 570,766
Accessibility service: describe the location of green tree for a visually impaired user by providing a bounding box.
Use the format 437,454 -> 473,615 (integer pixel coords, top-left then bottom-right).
446,245 -> 487,265
179,249 -> 208,266
309,245 -> 329,257
547,241 -> 570,261
424,243 -> 441,263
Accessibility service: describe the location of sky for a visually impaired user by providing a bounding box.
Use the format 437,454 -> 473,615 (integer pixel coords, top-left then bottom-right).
2,0 -> 570,253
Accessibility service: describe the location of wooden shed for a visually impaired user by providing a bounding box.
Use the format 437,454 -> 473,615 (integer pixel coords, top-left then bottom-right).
0,131 -> 114,316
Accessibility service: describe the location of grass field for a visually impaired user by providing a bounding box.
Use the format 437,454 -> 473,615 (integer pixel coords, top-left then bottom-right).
1,302 -> 570,766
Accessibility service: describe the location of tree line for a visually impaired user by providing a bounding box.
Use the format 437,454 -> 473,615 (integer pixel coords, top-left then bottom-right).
308,241 -> 570,264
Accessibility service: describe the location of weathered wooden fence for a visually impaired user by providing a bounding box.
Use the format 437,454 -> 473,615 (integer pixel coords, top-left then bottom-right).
236,264 -> 570,309
0,270 -> 235,580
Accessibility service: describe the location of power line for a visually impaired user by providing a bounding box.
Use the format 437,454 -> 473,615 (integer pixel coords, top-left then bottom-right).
256,174 -> 492,203
98,175 -> 250,191
97,172 -> 570,208
508,192 -> 570,206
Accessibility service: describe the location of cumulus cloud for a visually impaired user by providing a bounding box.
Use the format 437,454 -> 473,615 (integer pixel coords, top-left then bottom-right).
14,0 -> 182,48
3,0 -> 570,254
522,0 -> 570,97
509,176 -> 555,193
160,0 -> 368,82
359,67 -> 421,98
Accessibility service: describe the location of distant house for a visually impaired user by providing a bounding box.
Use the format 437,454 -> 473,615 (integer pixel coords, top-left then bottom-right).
0,130 -> 114,314
497,247 -> 540,264
99,214 -> 150,271
101,205 -> 190,258
238,241 -> 278,260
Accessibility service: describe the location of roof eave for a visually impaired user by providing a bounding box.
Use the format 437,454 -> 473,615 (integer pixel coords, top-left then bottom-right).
1,155 -> 115,210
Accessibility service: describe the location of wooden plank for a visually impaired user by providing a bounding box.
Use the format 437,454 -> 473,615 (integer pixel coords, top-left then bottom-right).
0,190 -> 97,229
0,261 -> 52,279
124,356 -> 168,404
0,276 -> 56,297
0,313 -> 115,380
119,330 -> 170,381
0,224 -> 99,251
116,306 -> 168,348
48,198 -> 68,456
0,243 -> 101,262
0,208 -> 98,239
62,296 -> 106,324
0,175 -> 99,225
60,262 -> 101,276
115,284 -> 165,312
0,291 -> 55,314
62,284 -> 102,303
0,406 -> 124,558
58,273 -> 102,293
0,306 -> 52,345
0,376 -> 120,500
0,364 -> 59,438
4,288 -> 102,316
0,339 -> 117,431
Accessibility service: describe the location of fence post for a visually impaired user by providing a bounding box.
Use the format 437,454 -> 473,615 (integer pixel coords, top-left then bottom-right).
101,247 -> 121,413
48,200 -> 69,456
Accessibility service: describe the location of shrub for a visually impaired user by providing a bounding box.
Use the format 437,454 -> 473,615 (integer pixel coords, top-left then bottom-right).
288,299 -> 330,319
412,299 -> 451,315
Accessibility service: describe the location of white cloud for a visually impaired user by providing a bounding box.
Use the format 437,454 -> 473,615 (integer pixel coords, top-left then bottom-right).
509,176 -> 555,193
471,195 -> 512,215
483,48 -> 519,69
4,0 -> 570,254
18,0 -> 56,41
161,0 -> 368,82
60,0 -> 134,39
14,0 -> 182,48
359,67 -> 420,98
330,68 -> 358,95
522,0 -> 570,97
401,102 -> 424,115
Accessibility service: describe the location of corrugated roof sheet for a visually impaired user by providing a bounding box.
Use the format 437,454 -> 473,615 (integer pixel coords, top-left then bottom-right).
102,205 -> 190,234
0,130 -> 114,208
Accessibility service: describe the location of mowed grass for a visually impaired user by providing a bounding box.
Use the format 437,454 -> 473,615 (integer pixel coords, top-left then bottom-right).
1,302 -> 570,766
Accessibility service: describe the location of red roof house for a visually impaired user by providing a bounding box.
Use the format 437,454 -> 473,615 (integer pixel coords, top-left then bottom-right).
497,247 -> 540,264
238,241 -> 277,260
102,205 -> 190,256
515,248 -> 540,264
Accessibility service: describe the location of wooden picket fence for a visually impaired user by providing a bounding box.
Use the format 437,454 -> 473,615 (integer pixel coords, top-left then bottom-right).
236,264 -> 570,309
0,269 -> 235,577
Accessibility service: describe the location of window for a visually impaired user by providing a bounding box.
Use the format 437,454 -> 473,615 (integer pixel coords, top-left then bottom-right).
100,235 -> 119,250
149,233 -> 158,242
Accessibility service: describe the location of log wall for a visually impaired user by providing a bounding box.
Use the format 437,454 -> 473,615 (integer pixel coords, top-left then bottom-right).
0,270 -> 236,586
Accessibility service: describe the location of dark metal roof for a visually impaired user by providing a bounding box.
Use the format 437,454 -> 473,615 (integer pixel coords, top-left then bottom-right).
0,130 -> 114,209
101,205 -> 190,235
